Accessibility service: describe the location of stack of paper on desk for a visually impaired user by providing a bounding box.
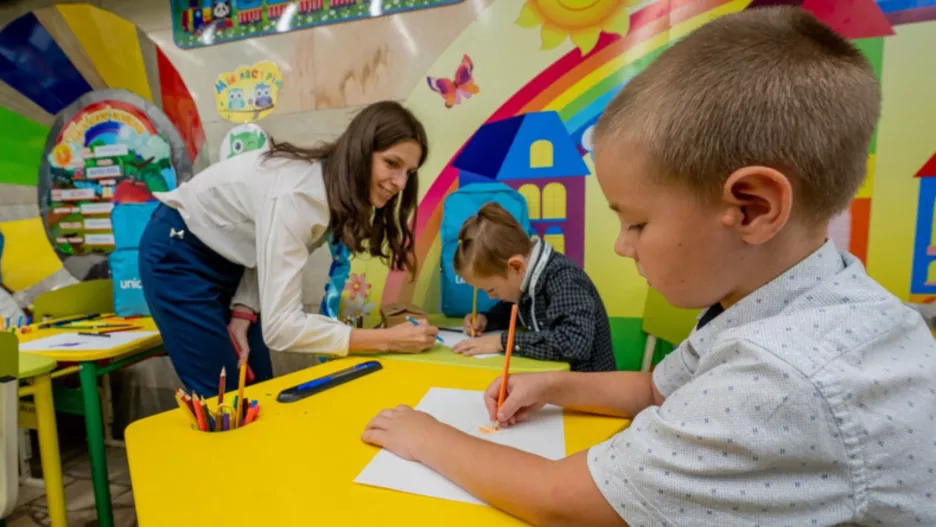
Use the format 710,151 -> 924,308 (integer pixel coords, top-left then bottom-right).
355,387 -> 565,505
437,329 -> 504,359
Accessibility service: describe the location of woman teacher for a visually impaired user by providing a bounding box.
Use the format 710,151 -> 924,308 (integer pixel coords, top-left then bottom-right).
139,101 -> 438,395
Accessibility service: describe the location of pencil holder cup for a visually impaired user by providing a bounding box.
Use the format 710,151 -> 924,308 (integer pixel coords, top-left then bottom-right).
189,402 -> 260,433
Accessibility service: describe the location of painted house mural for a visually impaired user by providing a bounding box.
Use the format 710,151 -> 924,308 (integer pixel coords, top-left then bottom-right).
451,111 -> 590,266
910,152 -> 936,295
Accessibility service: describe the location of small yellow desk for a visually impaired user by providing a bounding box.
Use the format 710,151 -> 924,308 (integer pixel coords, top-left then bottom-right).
18,316 -> 165,527
125,358 -> 627,526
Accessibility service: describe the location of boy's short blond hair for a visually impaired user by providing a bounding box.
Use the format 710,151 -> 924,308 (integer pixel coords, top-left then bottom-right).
594,7 -> 881,221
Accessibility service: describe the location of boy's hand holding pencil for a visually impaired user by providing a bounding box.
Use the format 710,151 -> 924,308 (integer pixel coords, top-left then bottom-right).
462,313 -> 487,337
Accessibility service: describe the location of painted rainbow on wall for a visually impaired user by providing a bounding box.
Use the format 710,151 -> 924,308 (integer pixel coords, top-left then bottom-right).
382,0 -> 753,302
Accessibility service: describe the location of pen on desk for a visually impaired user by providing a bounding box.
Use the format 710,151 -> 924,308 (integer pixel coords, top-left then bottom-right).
78,332 -> 111,338
406,316 -> 444,343
494,304 -> 519,429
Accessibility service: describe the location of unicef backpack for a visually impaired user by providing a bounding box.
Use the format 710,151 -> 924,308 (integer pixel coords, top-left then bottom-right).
109,201 -> 158,317
440,183 -> 532,317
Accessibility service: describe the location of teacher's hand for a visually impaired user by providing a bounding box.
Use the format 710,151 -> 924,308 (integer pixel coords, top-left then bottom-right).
228,308 -> 253,366
386,322 -> 438,354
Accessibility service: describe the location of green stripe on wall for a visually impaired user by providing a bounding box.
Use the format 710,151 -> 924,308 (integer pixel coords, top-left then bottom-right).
0,106 -> 49,187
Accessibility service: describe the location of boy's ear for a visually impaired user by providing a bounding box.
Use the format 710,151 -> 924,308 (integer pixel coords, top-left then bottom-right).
507,255 -> 526,273
720,166 -> 792,245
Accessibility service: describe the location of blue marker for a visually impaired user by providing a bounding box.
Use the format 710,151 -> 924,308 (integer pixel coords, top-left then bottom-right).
406,316 -> 444,343
277,360 -> 383,403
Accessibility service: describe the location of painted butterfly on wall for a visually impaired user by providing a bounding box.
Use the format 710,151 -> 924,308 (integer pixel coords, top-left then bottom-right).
427,54 -> 479,109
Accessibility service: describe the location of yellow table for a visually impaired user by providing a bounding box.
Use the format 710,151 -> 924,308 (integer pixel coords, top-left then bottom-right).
125,358 -> 627,526
19,316 -> 165,527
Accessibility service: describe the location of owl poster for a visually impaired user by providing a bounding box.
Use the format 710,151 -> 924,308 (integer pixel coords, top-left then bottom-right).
214,60 -> 283,123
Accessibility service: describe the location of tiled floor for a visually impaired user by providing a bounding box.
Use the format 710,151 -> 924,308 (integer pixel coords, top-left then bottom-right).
6,444 -> 137,527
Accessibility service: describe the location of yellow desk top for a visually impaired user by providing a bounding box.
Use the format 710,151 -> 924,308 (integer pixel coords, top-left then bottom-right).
376,343 -> 569,372
125,358 -> 628,526
17,316 -> 164,362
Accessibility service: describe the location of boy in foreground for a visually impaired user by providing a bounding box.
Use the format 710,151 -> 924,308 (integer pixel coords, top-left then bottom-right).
362,7 -> 936,526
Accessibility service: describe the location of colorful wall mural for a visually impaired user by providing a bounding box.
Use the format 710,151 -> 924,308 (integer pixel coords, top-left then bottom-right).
347,0 -> 936,369
0,0 -> 935,370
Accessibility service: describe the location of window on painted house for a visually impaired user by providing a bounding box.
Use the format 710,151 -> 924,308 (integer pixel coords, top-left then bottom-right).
530,139 -> 554,169
519,184 -> 541,220
542,182 -> 566,220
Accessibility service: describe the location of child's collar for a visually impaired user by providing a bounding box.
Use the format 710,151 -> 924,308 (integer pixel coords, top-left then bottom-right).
685,239 -> 845,356
521,237 -> 550,295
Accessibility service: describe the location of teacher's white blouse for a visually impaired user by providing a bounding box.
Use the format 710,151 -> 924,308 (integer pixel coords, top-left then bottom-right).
154,150 -> 351,356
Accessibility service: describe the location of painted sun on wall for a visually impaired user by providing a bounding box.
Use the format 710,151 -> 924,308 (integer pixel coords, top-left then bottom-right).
345,0 -> 936,369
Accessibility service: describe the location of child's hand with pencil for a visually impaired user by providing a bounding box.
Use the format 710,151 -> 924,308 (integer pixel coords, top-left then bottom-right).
483,373 -> 553,427
462,313 -> 487,337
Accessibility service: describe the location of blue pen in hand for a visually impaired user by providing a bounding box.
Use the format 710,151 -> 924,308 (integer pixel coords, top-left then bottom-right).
406,316 -> 444,343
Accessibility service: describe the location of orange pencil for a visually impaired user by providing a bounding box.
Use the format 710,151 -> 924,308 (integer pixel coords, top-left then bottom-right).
471,287 -> 478,337
191,390 -> 207,431
243,403 -> 260,425
494,304 -> 519,427
235,362 -> 247,428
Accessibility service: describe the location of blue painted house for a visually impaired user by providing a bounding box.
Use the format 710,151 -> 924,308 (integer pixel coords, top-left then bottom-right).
452,111 -> 590,266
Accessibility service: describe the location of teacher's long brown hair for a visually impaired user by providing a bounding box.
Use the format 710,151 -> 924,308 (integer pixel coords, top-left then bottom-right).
263,101 -> 428,276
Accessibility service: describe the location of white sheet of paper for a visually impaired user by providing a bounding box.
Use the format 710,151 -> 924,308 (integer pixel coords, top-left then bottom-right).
355,387 -> 565,505
437,329 -> 504,360
19,331 -> 159,352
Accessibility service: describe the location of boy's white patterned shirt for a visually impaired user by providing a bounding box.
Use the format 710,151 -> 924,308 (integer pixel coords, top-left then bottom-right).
588,240 -> 936,526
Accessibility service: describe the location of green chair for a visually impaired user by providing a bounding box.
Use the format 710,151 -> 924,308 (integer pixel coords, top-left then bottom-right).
640,288 -> 700,371
0,333 -> 18,522
31,279 -> 114,322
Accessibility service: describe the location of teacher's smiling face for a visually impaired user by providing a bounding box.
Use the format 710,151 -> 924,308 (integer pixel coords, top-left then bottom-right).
369,140 -> 423,209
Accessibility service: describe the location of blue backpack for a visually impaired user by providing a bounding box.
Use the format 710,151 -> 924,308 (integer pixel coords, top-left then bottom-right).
440,183 -> 532,317
109,202 -> 158,317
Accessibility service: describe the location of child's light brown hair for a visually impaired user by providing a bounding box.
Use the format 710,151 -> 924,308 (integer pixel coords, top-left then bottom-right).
454,202 -> 533,278
593,7 -> 881,221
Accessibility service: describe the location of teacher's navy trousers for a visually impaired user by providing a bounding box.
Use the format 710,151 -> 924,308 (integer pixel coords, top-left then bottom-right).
138,204 -> 273,396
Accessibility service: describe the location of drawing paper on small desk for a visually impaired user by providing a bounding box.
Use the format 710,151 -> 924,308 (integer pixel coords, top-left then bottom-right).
437,329 -> 505,360
355,388 -> 565,505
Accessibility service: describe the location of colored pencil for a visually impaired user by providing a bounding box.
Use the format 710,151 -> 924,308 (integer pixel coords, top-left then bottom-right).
222,413 -> 230,431
192,391 -> 207,431
244,403 -> 260,425
471,287 -> 478,337
406,316 -> 445,343
494,304 -> 519,427
235,363 -> 247,428
218,367 -> 226,406
175,390 -> 198,428
95,326 -> 142,335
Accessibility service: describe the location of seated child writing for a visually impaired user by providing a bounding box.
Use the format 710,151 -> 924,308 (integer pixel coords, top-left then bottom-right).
450,202 -> 616,372
362,7 -> 936,526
